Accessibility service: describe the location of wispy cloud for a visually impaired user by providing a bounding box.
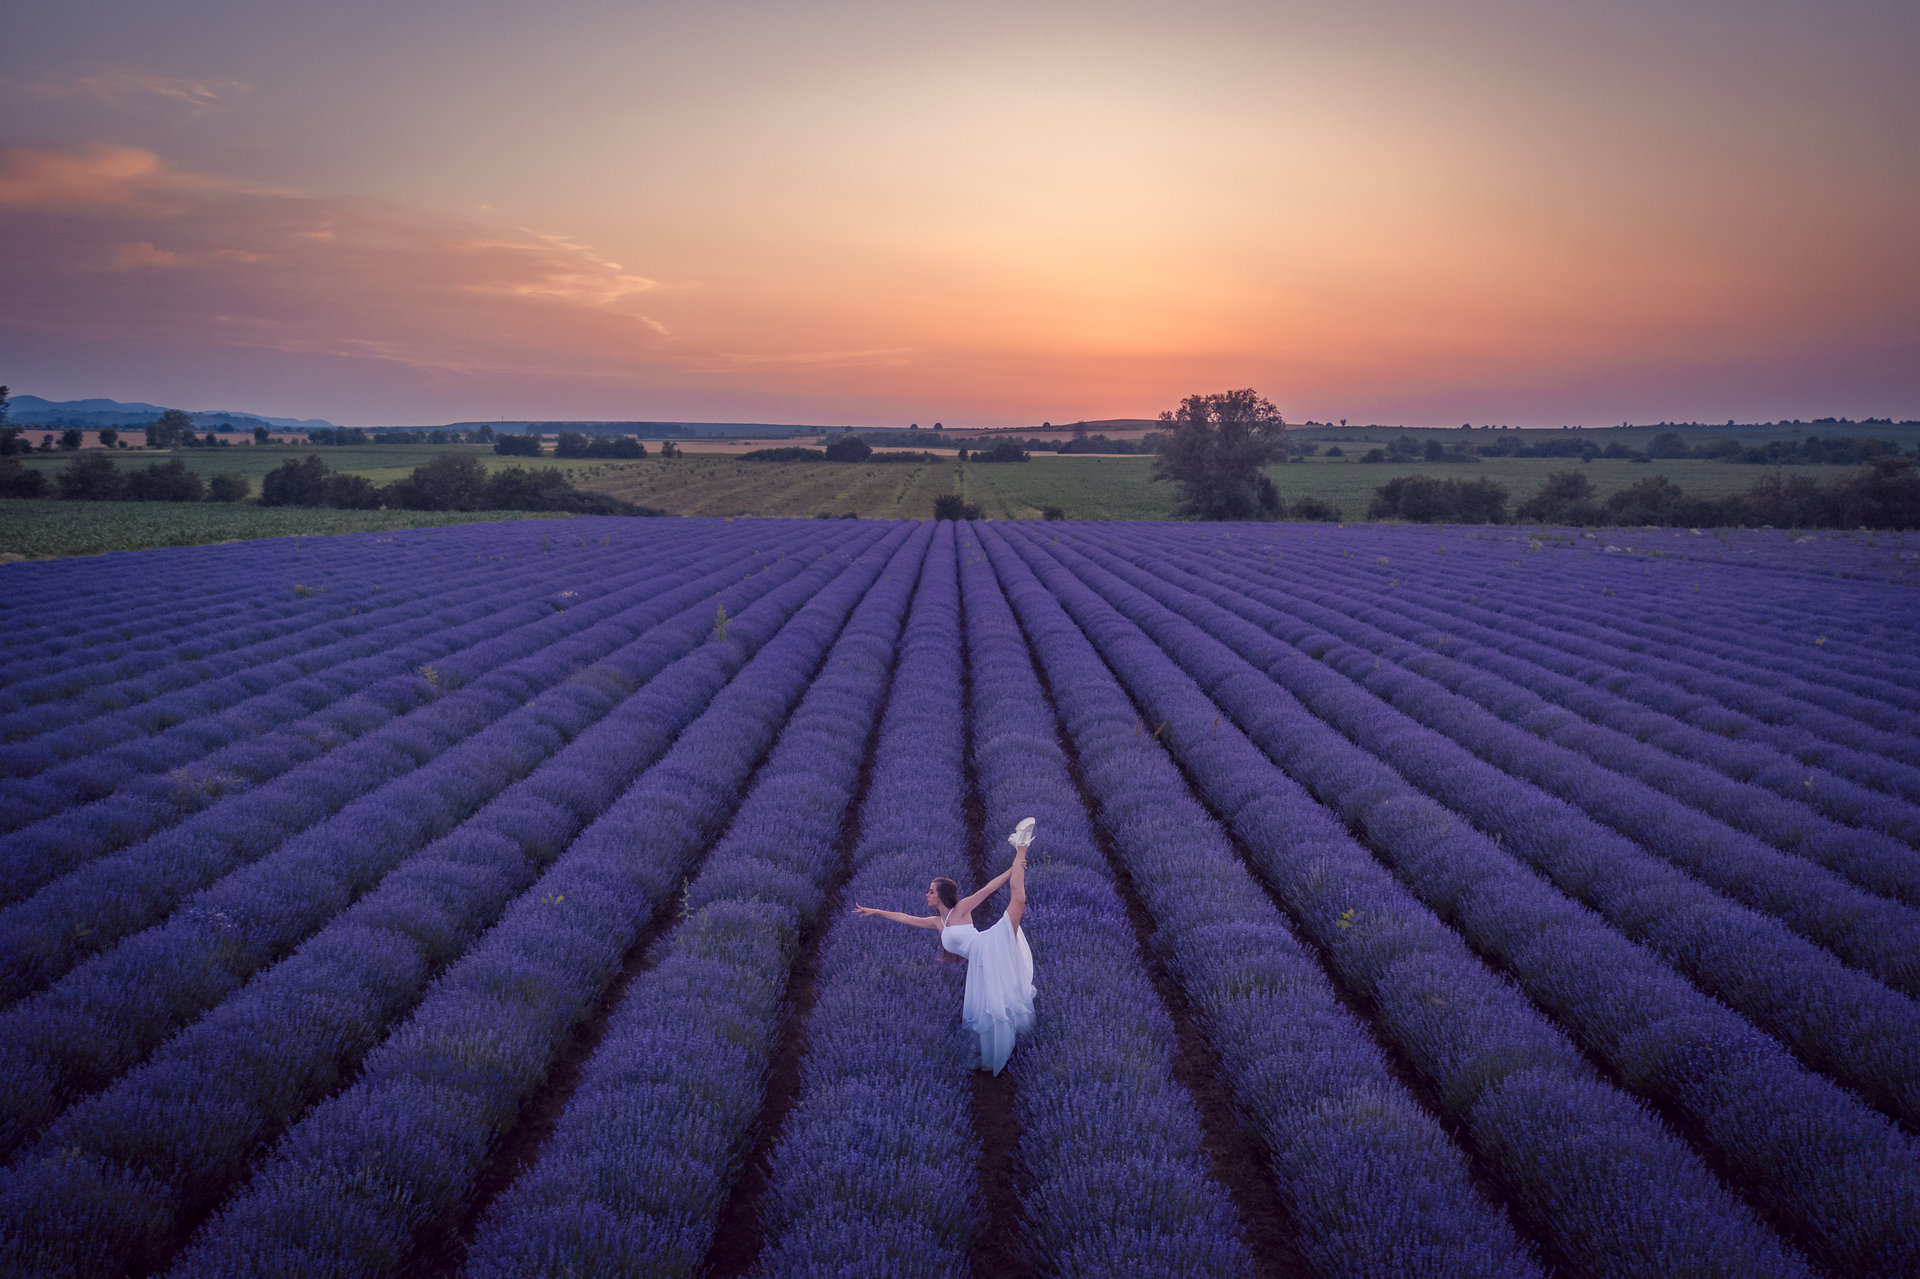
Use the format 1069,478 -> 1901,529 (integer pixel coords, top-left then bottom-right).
0,142 -> 679,380
0,143 -> 166,206
12,66 -> 251,115
713,347 -> 914,370
107,241 -> 179,269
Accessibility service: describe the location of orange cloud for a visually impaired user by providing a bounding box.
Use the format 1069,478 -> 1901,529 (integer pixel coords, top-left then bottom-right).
0,143 -> 164,206
0,143 -> 679,384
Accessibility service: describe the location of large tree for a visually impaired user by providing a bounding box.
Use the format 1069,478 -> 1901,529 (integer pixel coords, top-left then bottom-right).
1149,388 -> 1287,520
146,408 -> 193,449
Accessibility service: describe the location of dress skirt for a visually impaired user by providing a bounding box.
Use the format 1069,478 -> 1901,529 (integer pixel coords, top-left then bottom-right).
941,913 -> 1035,1074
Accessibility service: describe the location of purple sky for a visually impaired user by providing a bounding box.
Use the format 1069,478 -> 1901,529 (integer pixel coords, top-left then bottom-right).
4,1 -> 1917,427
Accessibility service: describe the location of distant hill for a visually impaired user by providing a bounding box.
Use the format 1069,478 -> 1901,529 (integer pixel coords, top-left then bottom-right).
4,395 -> 341,432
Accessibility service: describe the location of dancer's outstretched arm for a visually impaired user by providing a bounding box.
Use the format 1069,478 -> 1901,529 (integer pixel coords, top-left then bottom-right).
952,861 -> 1014,918
954,845 -> 1027,924
851,905 -> 943,929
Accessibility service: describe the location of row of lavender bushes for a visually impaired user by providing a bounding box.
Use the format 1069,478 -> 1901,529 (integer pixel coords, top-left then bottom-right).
743,523 -> 987,1278
455,522 -> 934,1276
1228,521 -> 1919,718
0,580 -> 364,734
0,540 -> 390,707
953,529 -> 1259,1275
1264,525 -> 1920,807
0,526 -> 872,1166
1352,532 -> 1920,774
1445,534 -> 1920,713
0,528 -> 567,750
1061,530 -> 1920,1124
0,528 -> 817,1001
1020,523 -> 1919,1277
1109,535 -> 1920,990
961,527 -> 1540,1275
137,526 -> 910,1279
0,527 -> 889,1279
0,523 -> 631,729
0,524 -> 714,720
1190,537 -> 1920,894
1143,532 -> 1920,863
989,524 -> 1819,1277
0,531 -> 735,893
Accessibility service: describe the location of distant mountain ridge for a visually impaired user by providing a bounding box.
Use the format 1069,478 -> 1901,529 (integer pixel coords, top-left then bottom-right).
3,395 -> 342,432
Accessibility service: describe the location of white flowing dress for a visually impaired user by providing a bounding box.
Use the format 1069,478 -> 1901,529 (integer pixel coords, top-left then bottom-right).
940,912 -> 1035,1074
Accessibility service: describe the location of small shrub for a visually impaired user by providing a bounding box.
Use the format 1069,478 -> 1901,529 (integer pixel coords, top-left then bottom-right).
1287,496 -> 1341,522
125,458 -> 206,502
261,454 -> 379,508
208,473 -> 252,503
972,439 -> 1029,463
56,453 -> 128,501
1368,474 -> 1510,524
0,457 -> 49,498
492,434 -> 544,457
933,494 -> 982,520
742,447 -> 826,462
823,435 -> 872,462
1515,470 -> 1604,525
555,433 -> 646,459
385,453 -> 489,510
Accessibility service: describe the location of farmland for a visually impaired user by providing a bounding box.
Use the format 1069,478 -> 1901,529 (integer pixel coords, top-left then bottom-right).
0,499 -> 572,561
9,442 -> 1906,561
0,516 -> 1917,1278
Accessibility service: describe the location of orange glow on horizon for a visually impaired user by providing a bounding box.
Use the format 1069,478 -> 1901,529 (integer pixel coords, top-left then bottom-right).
2,2 -> 1915,425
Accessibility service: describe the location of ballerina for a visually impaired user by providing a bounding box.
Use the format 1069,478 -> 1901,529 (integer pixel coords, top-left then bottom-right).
853,818 -> 1036,1073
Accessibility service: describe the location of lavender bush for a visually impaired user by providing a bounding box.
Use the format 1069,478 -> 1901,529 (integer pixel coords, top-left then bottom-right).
0,515 -> 1912,1279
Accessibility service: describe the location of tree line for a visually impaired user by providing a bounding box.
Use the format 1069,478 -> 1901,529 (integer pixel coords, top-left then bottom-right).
738,436 -> 1029,464
1368,460 -> 1920,529
1149,389 -> 1920,529
0,452 -> 654,515
0,454 -> 250,503
1354,429 -> 1913,466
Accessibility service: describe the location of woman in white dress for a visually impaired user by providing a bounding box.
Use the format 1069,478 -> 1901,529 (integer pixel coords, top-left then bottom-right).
853,820 -> 1035,1074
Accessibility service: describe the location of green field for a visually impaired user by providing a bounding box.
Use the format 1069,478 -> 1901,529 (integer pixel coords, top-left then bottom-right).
578,454 -> 959,518
0,500 -> 570,561
3,439 -> 1898,559
1262,455 -> 1807,522
961,456 -> 1176,519
959,453 -> 1842,523
9,442 -> 604,487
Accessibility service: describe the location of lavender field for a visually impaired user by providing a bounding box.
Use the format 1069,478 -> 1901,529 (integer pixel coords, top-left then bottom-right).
1,516 -> 1916,1279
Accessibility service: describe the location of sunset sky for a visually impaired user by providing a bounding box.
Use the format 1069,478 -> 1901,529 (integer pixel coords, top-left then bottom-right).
3,1 -> 1916,428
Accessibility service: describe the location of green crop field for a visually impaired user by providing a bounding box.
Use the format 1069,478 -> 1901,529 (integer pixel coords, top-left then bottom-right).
0,500 -> 570,561
4,437 -> 1896,560
9,442 -> 604,487
1262,455 -> 1805,522
575,454 -> 960,518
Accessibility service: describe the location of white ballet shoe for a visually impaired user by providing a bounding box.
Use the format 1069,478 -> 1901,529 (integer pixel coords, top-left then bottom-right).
1008,817 -> 1036,848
